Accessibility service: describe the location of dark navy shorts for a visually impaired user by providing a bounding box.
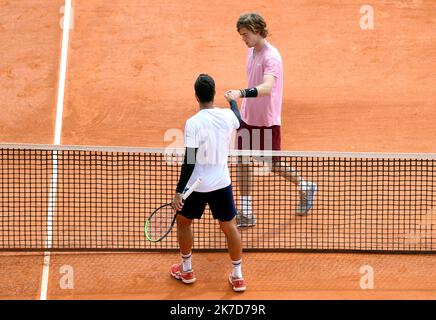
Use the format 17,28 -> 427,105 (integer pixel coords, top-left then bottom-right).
178,184 -> 237,222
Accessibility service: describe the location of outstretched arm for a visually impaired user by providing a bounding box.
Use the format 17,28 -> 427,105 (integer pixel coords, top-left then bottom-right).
226,74 -> 275,100
229,100 -> 241,123
224,92 -> 241,124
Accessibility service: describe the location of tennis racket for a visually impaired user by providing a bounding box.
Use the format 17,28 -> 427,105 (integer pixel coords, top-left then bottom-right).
144,178 -> 202,242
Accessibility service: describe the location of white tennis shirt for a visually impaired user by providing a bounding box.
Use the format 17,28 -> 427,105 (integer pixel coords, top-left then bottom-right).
184,107 -> 240,193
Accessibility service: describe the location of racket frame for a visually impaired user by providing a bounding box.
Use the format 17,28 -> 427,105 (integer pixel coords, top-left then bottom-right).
144,178 -> 202,242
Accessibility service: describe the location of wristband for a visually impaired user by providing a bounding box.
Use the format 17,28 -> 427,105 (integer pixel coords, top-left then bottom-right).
240,87 -> 258,98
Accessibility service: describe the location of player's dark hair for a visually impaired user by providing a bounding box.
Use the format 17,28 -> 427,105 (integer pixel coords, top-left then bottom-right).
195,74 -> 215,103
237,12 -> 269,38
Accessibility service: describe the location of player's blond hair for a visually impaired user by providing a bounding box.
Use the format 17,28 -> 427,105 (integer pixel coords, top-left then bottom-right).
237,13 -> 269,38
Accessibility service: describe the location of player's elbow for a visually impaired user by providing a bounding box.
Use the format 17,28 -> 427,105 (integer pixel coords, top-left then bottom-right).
260,75 -> 275,96
259,85 -> 273,96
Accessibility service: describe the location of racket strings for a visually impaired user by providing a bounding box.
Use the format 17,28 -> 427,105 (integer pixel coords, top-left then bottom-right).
147,205 -> 176,241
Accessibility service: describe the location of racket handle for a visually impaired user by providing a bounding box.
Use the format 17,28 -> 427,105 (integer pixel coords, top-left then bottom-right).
182,178 -> 202,200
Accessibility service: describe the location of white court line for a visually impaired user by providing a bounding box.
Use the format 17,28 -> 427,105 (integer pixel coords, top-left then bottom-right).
40,0 -> 72,301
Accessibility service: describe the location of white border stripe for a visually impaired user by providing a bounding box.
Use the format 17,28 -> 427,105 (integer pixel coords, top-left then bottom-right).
54,0 -> 71,146
45,151 -> 58,250
2,142 -> 436,160
40,0 -> 72,301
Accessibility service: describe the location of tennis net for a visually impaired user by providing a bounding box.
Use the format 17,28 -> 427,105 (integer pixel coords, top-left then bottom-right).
0,143 -> 435,253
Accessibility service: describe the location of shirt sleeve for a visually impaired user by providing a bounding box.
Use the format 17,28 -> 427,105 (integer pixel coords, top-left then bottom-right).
184,120 -> 199,148
264,56 -> 281,78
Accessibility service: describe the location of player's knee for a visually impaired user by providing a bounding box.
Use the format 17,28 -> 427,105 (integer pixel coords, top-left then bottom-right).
219,221 -> 229,233
219,219 -> 236,234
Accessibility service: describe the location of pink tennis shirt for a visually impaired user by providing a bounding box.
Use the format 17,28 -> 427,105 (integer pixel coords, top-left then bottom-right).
241,41 -> 283,127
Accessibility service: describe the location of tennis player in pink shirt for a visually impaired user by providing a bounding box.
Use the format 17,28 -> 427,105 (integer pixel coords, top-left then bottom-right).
226,13 -> 317,227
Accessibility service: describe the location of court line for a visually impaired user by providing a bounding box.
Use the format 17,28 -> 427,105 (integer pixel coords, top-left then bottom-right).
40,0 -> 72,301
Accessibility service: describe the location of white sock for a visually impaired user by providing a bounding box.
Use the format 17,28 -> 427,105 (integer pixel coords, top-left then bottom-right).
231,259 -> 243,279
240,196 -> 253,218
181,252 -> 192,271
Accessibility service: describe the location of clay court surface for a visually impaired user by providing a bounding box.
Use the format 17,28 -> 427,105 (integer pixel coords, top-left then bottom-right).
0,0 -> 435,299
